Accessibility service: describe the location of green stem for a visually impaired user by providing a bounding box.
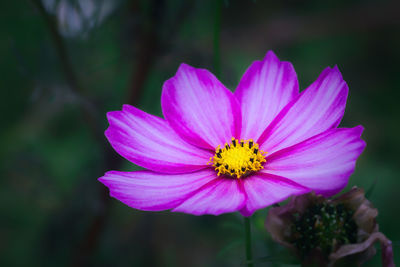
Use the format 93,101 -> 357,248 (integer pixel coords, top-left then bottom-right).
213,0 -> 222,78
244,217 -> 254,267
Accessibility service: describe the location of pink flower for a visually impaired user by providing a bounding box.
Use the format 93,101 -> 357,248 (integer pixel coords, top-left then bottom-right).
99,51 -> 366,216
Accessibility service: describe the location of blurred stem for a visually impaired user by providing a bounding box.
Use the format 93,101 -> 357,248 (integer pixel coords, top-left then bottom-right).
30,1 -> 117,266
127,0 -> 165,106
31,0 -> 80,92
213,0 -> 222,78
244,217 -> 254,267
30,0 -> 103,145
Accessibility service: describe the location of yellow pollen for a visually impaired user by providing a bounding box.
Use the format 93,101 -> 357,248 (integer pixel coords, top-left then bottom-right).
208,137 -> 267,179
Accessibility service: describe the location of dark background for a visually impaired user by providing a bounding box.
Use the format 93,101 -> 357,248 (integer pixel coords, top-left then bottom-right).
1,0 -> 399,266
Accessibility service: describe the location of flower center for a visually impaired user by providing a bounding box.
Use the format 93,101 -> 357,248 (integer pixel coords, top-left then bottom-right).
209,137 -> 267,178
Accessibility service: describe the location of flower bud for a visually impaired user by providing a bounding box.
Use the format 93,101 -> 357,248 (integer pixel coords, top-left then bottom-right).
265,187 -> 394,266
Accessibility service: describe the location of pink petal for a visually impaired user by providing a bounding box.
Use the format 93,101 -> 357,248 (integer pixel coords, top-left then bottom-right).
172,177 -> 246,215
98,169 -> 217,211
162,63 -> 242,150
235,51 -> 299,141
106,105 -> 212,174
258,66 -> 348,154
263,126 -> 366,196
240,173 -> 310,217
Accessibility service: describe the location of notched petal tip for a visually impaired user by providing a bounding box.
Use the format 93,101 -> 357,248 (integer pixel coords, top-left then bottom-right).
97,174 -> 116,195
121,104 -> 136,113
106,110 -> 121,121
177,62 -> 195,71
353,124 -> 365,136
97,176 -> 106,184
262,51 -> 297,71
332,64 -> 340,72
264,50 -> 278,60
323,64 -> 347,85
98,170 -> 122,184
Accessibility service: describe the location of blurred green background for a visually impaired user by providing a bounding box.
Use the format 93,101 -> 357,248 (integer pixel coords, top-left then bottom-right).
1,0 -> 399,266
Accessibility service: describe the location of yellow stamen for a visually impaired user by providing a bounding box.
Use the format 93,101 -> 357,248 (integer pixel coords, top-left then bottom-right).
208,137 -> 267,179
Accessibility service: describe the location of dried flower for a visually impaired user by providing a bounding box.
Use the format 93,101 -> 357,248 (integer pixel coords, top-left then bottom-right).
99,51 -> 365,216
266,187 -> 394,266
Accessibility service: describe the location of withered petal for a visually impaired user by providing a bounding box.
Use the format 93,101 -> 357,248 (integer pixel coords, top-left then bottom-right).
329,232 -> 395,267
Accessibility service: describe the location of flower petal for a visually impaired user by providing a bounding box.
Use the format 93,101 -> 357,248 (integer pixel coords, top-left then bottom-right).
329,232 -> 395,267
235,51 -> 299,141
239,173 -> 310,217
172,177 -> 246,215
106,105 -> 212,173
263,126 -> 366,196
258,66 -> 348,154
162,63 -> 242,150
98,169 -> 217,211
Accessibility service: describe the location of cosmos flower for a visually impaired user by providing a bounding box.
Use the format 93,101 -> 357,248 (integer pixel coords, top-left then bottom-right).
265,187 -> 394,266
99,51 -> 365,216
